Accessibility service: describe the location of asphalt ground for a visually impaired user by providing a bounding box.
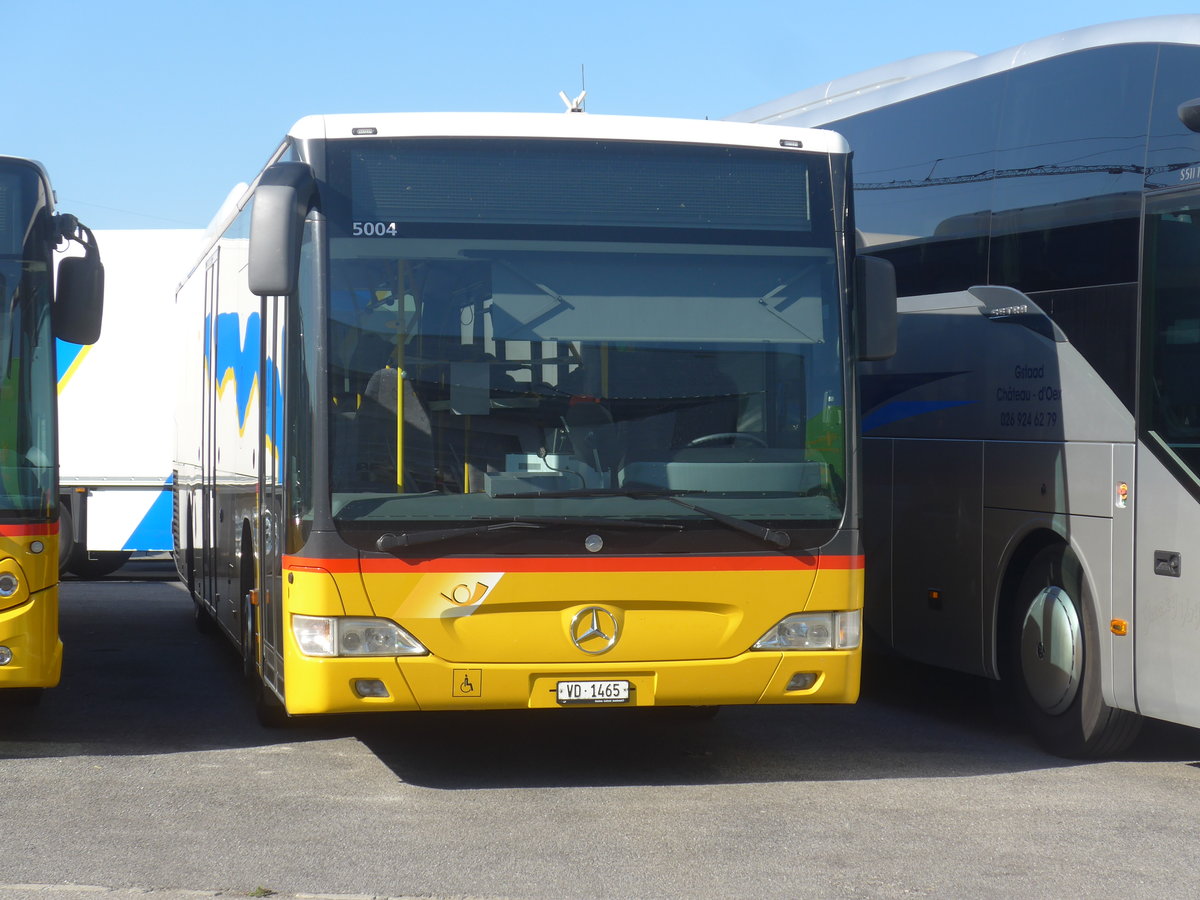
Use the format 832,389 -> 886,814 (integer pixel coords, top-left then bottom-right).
2,562 -> 1199,899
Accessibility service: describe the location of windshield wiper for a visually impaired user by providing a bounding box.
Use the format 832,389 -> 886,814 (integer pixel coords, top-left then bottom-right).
377,520 -> 546,551
491,487 -> 687,499
663,497 -> 791,549
491,488 -> 791,549
375,514 -> 682,553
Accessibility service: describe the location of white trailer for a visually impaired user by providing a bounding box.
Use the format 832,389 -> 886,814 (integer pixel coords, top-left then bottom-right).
57,228 -> 203,577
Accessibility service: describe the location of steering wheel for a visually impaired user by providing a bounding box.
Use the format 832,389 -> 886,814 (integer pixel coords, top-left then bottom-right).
684,432 -> 768,448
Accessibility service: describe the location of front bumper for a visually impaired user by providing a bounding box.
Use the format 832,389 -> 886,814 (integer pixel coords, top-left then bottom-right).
279,642 -> 860,715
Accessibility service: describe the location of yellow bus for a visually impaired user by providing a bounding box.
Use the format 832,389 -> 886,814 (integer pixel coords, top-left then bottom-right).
0,156 -> 103,700
173,112 -> 895,721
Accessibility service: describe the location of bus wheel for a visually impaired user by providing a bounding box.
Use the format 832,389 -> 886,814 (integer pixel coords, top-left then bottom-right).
68,550 -> 132,579
58,503 -> 74,576
254,677 -> 290,729
240,589 -> 256,681
192,596 -> 217,635
0,687 -> 44,707
1007,544 -> 1141,758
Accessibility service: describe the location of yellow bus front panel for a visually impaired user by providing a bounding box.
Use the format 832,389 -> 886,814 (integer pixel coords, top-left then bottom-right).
0,530 -> 62,690
277,554 -> 862,715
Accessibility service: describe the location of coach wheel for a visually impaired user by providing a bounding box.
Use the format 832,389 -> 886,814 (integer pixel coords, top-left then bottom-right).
1019,583 -> 1083,716
1006,544 -> 1141,758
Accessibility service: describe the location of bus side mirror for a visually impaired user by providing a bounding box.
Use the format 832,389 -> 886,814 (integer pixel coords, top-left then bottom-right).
855,254 -> 897,361
248,162 -> 316,297
55,253 -> 104,345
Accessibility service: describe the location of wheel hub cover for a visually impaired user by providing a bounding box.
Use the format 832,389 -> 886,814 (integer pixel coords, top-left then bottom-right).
1020,586 -> 1083,715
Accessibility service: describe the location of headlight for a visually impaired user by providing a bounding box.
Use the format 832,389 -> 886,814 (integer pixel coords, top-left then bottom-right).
752,611 -> 861,651
291,615 -> 428,658
0,572 -> 18,598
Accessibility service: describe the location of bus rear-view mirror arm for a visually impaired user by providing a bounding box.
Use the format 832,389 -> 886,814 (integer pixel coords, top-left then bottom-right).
248,162 -> 316,297
854,254 -> 897,361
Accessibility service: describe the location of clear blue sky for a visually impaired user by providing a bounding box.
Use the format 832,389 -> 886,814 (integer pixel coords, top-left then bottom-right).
10,1 -> 1198,230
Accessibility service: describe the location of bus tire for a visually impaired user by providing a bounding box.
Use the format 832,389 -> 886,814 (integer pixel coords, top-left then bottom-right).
57,503 -> 75,576
192,596 -> 217,635
1006,544 -> 1141,758
254,677 -> 291,729
68,550 -> 132,579
0,687 -> 44,707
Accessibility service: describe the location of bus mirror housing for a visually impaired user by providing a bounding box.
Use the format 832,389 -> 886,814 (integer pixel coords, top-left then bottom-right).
55,253 -> 104,345
1179,98 -> 1200,133
854,254 -> 897,361
248,162 -> 315,297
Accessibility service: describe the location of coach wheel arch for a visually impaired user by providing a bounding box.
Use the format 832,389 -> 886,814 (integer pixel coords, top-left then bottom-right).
999,537 -> 1141,757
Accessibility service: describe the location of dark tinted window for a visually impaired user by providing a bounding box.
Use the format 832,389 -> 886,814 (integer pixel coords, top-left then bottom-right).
833,76 -> 1003,295
989,44 -> 1157,291
1141,193 -> 1200,492
324,138 -> 830,244
1145,44 -> 1200,192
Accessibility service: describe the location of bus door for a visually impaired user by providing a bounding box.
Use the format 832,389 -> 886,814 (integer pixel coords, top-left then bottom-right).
257,292 -> 284,694
1134,187 -> 1200,728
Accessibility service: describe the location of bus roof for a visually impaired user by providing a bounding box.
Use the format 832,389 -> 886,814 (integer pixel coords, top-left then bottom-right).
286,111 -> 850,155
728,14 -> 1200,128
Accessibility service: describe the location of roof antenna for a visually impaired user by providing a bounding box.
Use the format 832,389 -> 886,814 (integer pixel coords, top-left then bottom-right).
559,65 -> 587,112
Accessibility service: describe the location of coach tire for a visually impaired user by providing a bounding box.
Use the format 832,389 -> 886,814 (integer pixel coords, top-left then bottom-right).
1007,544 -> 1141,758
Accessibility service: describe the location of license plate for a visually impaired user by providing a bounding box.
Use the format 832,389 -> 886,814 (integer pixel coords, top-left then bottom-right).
556,679 -> 631,705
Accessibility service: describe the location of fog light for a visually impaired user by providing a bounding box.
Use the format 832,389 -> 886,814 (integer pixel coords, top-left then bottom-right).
786,672 -> 819,691
354,679 -> 390,698
0,573 -> 19,598
0,646 -> 12,666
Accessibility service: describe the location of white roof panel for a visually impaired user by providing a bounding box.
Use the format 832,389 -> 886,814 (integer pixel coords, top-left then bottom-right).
288,111 -> 850,155
730,15 -> 1200,127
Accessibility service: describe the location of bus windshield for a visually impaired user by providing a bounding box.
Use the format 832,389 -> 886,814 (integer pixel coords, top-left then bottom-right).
320,138 -> 847,538
0,162 -> 55,519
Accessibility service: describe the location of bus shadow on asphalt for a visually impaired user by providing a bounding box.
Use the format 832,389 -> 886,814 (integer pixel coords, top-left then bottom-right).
343,649 -> 1200,788
8,577 -> 1199,784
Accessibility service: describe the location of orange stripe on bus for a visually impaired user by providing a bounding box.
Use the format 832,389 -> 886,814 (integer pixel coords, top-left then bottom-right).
283,554 -> 864,574
0,523 -> 57,537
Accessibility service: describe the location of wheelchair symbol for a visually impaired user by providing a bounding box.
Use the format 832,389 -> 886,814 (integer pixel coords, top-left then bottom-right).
453,669 -> 483,698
